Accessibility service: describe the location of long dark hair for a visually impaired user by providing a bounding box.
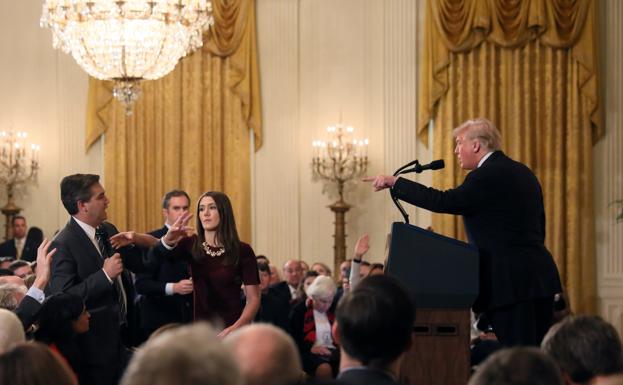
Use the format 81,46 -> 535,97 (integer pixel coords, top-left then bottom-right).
193,191 -> 241,265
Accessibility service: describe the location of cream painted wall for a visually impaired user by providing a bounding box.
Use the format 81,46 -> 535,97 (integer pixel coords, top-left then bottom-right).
595,0 -> 623,334
0,1 -> 102,241
254,0 -> 432,271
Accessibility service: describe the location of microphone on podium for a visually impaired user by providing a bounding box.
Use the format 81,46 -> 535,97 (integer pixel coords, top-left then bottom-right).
396,159 -> 445,175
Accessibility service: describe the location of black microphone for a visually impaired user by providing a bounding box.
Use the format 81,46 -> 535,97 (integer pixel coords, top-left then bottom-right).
398,159 -> 445,175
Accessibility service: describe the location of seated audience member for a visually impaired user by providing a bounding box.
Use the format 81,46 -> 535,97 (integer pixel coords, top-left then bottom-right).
0,257 -> 15,270
347,234 -> 370,291
368,263 -> 384,276
273,260 -> 304,304
256,261 -> 290,331
0,283 -> 27,311
290,275 -> 339,380
311,262 -> 331,277
0,308 -> 25,353
35,293 -> 90,382
120,322 -> 243,385
0,216 -> 38,262
26,226 -> 45,249
541,315 -> 623,385
269,265 -> 282,285
470,313 -> 502,368
0,342 -> 77,385
256,254 -> 270,264
225,323 -> 304,385
468,347 -> 564,385
295,270 -> 320,302
300,261 -> 310,275
333,275 -> 414,385
8,260 -> 33,279
23,274 -> 36,289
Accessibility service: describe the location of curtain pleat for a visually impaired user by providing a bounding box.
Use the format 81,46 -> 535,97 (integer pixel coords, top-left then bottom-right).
83,0 -> 261,242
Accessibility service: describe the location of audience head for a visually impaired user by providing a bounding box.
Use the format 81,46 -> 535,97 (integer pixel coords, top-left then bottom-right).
283,260 -> 303,287
257,261 -> 271,292
335,275 -> 414,369
453,118 -> 502,170
0,283 -> 27,311
359,261 -> 371,278
256,255 -> 270,264
311,262 -> 331,276
0,257 -> 15,270
60,174 -> 108,226
11,216 -> 27,239
36,293 -> 90,344
26,226 -> 44,248
306,275 -> 336,313
0,342 -> 77,385
300,261 -> 309,275
468,347 -> 564,385
0,268 -> 14,277
194,191 -> 240,265
269,265 -> 282,285
120,322 -> 242,385
0,308 -> 25,353
161,190 -> 190,226
369,263 -> 384,276
225,324 -> 303,385
340,259 -> 351,281
542,315 -> 623,384
8,260 -> 33,279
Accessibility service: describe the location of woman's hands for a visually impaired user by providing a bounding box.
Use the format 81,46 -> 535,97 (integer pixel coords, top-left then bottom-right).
311,345 -> 332,356
162,213 -> 193,247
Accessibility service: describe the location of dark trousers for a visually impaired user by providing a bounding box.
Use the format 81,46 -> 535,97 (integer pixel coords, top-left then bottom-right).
487,297 -> 554,347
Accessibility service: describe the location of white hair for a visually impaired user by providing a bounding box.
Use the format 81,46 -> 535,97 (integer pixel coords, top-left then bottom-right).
306,275 -> 337,299
0,283 -> 27,311
453,118 -> 502,151
0,308 -> 25,353
120,322 -> 243,385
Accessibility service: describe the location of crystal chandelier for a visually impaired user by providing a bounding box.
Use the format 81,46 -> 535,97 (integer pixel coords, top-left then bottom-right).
40,0 -> 214,114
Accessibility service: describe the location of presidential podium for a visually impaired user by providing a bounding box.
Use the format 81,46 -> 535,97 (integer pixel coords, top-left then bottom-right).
385,222 -> 479,385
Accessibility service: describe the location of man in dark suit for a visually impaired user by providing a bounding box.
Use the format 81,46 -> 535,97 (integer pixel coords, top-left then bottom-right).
333,275 -> 414,385
49,174 -> 147,385
135,190 -> 193,342
270,259 -> 303,305
365,118 -> 562,347
0,216 -> 38,262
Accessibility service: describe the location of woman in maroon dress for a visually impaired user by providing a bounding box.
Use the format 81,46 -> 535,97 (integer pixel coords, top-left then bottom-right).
150,191 -> 260,337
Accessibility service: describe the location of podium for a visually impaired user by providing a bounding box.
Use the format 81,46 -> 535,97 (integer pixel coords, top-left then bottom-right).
385,222 -> 479,385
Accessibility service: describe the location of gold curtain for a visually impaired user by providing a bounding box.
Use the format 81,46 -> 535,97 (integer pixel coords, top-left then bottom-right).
84,0 -> 262,241
419,0 -> 600,314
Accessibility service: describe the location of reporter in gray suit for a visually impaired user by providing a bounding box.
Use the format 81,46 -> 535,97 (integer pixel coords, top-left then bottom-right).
365,118 -> 562,347
49,174 -> 147,385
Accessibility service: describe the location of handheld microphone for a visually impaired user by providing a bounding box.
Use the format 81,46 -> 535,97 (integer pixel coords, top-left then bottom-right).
398,159 -> 445,175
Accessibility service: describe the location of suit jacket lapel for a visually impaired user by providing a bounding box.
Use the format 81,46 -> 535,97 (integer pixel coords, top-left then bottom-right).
67,218 -> 104,267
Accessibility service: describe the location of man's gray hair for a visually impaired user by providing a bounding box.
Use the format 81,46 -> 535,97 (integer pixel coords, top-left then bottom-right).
468,347 -> 563,385
225,323 -> 303,385
306,275 -> 336,300
0,308 -> 25,353
453,118 -> 502,152
542,315 -> 623,383
120,322 -> 243,385
0,284 -> 27,311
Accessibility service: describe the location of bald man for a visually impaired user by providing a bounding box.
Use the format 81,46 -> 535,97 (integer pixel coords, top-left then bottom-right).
271,260 -> 303,305
225,324 -> 303,385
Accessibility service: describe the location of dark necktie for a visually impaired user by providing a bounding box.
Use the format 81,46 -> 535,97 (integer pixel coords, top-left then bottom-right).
95,226 -> 128,325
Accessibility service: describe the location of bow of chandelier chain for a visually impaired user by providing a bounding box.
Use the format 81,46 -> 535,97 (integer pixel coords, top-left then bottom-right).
40,0 -> 214,114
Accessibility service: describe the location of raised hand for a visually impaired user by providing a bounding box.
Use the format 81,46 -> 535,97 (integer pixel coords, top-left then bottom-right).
33,238 -> 57,290
354,234 -> 370,260
362,175 -> 397,191
103,253 -> 124,279
163,212 -> 193,247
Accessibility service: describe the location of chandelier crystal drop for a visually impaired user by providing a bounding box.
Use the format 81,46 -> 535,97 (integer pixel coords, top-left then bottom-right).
40,0 -> 214,114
